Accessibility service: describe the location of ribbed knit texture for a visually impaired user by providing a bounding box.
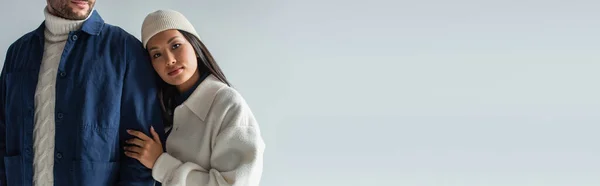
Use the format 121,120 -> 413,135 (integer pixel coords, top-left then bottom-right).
32,7 -> 90,186
141,9 -> 202,48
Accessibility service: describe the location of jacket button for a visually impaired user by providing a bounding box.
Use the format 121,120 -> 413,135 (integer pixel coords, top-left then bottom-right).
56,152 -> 63,159
57,113 -> 63,119
72,35 -> 78,41
59,72 -> 66,77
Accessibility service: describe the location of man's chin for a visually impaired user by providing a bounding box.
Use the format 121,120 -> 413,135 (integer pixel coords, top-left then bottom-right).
75,12 -> 90,19
65,10 -> 92,20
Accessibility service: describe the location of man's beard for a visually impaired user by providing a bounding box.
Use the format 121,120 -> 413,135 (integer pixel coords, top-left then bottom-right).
49,0 -> 94,20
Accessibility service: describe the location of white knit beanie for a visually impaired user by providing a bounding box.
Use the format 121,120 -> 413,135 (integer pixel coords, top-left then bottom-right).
141,9 -> 202,48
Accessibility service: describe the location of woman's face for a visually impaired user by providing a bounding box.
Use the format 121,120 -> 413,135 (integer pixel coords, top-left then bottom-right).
147,29 -> 199,91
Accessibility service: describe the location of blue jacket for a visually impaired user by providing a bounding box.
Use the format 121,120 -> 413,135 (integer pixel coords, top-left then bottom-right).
0,10 -> 165,186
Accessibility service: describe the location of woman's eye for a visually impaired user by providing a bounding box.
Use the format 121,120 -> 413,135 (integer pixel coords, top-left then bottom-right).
172,44 -> 181,49
153,53 -> 161,58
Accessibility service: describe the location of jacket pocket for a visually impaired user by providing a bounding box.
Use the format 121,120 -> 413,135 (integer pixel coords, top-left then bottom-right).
4,155 -> 23,186
72,160 -> 119,186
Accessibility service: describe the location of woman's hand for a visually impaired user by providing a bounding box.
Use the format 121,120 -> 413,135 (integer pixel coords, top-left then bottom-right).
124,126 -> 163,169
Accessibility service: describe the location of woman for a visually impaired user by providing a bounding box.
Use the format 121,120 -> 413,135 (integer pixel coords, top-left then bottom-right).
123,9 -> 265,186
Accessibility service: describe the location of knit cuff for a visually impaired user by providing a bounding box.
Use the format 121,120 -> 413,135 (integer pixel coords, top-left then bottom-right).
152,152 -> 182,183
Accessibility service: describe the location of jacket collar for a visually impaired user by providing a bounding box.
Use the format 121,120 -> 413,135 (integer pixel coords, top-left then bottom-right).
34,9 -> 105,37
182,74 -> 229,121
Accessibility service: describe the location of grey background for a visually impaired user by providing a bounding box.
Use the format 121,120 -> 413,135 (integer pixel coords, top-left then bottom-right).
1,0 -> 599,185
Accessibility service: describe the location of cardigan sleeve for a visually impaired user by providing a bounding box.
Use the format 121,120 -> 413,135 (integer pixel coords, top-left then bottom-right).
152,88 -> 265,186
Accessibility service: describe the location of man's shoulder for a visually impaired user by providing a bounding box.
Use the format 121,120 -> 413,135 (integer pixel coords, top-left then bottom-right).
99,23 -> 149,63
8,30 -> 40,50
100,23 -> 142,45
3,29 -> 40,71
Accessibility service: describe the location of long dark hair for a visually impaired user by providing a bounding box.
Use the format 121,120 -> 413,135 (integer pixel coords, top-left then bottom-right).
157,30 -> 230,128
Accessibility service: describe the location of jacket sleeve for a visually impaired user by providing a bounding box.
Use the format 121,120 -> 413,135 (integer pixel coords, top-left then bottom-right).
117,35 -> 166,186
151,89 -> 266,186
0,45 -> 11,186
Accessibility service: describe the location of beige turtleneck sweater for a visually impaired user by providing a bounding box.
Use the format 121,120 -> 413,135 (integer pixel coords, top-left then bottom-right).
32,7 -> 91,186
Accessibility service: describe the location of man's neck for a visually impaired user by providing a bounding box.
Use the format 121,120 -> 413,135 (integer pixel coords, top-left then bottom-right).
43,6 -> 90,37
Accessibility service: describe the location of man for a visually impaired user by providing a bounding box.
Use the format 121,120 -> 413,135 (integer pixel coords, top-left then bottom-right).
0,0 -> 164,185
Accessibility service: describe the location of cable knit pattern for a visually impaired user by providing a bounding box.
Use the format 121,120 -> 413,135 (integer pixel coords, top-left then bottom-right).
32,7 -> 90,186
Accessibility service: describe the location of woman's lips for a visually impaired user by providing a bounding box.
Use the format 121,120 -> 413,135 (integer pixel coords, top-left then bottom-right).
168,67 -> 184,76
